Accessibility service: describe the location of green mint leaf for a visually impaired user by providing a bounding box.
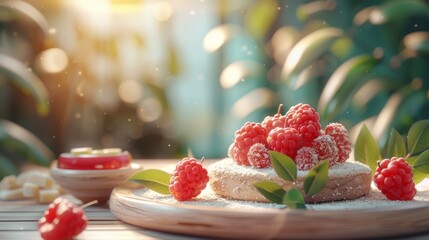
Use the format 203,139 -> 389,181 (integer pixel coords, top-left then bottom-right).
128,169 -> 171,195
412,149 -> 429,174
408,120 -> 429,155
407,156 -> 428,184
270,151 -> 297,182
354,124 -> 380,175
413,168 -> 427,184
254,181 -> 286,204
282,188 -> 306,209
303,160 -> 329,196
387,128 -> 406,158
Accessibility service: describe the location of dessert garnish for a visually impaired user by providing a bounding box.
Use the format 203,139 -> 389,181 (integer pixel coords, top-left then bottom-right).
229,103 -> 351,170
129,157 -> 209,201
254,151 -> 329,209
355,120 -> 429,201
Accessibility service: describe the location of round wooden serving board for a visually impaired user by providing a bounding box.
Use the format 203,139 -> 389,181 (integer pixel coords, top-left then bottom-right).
109,186 -> 429,239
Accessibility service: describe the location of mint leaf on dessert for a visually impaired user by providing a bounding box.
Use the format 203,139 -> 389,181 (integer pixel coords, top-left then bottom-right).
412,149 -> 429,174
408,120 -> 429,155
355,124 -> 380,175
270,151 -> 297,182
254,181 -> 286,204
387,128 -> 406,158
128,169 -> 171,195
303,160 -> 329,196
282,188 -> 306,209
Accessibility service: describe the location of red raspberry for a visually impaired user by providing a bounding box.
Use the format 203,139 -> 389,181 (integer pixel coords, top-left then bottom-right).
324,123 -> 351,163
312,135 -> 339,167
232,122 -> 268,166
38,198 -> 88,240
373,157 -> 416,201
262,104 -> 287,133
295,147 -> 319,170
285,103 -> 321,147
267,127 -> 302,159
247,143 -> 271,168
169,157 -> 209,201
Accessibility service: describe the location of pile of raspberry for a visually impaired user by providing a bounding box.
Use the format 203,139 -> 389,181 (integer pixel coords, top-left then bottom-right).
229,103 -> 351,170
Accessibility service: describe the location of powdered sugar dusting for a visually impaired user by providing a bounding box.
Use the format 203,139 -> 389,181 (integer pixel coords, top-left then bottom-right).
134,181 -> 429,210
209,158 -> 371,178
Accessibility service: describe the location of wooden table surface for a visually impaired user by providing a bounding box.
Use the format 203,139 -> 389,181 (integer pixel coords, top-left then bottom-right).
1,159 -> 429,240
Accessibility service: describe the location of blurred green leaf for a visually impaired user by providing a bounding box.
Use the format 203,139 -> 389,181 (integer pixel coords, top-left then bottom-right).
282,188 -> 306,209
168,46 -> 181,76
282,27 -> 344,78
254,181 -> 286,204
303,160 -> 329,196
128,169 -> 171,195
270,151 -> 297,182
371,0 -> 429,25
318,55 -> 378,118
0,120 -> 53,166
296,0 -> 336,22
245,0 -> 278,39
408,120 -> 429,155
403,32 -> 429,57
0,154 -> 18,180
387,128 -> 406,158
0,53 -> 49,115
355,124 -> 381,175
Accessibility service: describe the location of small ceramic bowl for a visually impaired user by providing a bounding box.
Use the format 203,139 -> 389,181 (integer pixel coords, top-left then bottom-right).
50,161 -> 142,204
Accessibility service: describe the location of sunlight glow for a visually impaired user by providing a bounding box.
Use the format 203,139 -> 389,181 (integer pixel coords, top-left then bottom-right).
38,48 -> 68,73
220,61 -> 262,89
232,88 -> 274,118
119,80 -> 143,104
203,25 -> 239,52
137,98 -> 162,122
153,1 -> 172,22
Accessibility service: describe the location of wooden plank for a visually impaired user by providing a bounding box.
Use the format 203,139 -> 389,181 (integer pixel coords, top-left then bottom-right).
0,220 -> 141,231
0,230 -> 202,240
0,211 -> 116,221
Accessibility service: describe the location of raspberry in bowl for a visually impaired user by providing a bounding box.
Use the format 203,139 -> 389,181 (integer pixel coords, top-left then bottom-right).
50,147 -> 141,204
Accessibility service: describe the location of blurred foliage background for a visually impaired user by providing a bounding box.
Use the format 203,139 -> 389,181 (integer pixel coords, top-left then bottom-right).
1,0 -> 429,179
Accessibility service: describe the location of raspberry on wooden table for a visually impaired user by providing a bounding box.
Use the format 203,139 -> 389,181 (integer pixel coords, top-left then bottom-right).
373,157 -> 416,201
247,143 -> 271,168
38,198 -> 88,240
267,127 -> 302,159
285,103 -> 321,147
232,122 -> 268,166
169,157 -> 209,201
295,147 -> 319,170
324,122 -> 352,163
312,135 -> 339,167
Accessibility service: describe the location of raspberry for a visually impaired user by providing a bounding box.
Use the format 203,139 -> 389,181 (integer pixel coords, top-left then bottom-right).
262,104 -> 287,133
312,135 -> 339,167
295,147 -> 319,170
373,157 -> 416,201
285,103 -> 321,147
232,122 -> 268,166
247,143 -> 271,168
324,123 -> 351,163
169,157 -> 209,201
267,127 -> 302,159
38,198 -> 88,240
